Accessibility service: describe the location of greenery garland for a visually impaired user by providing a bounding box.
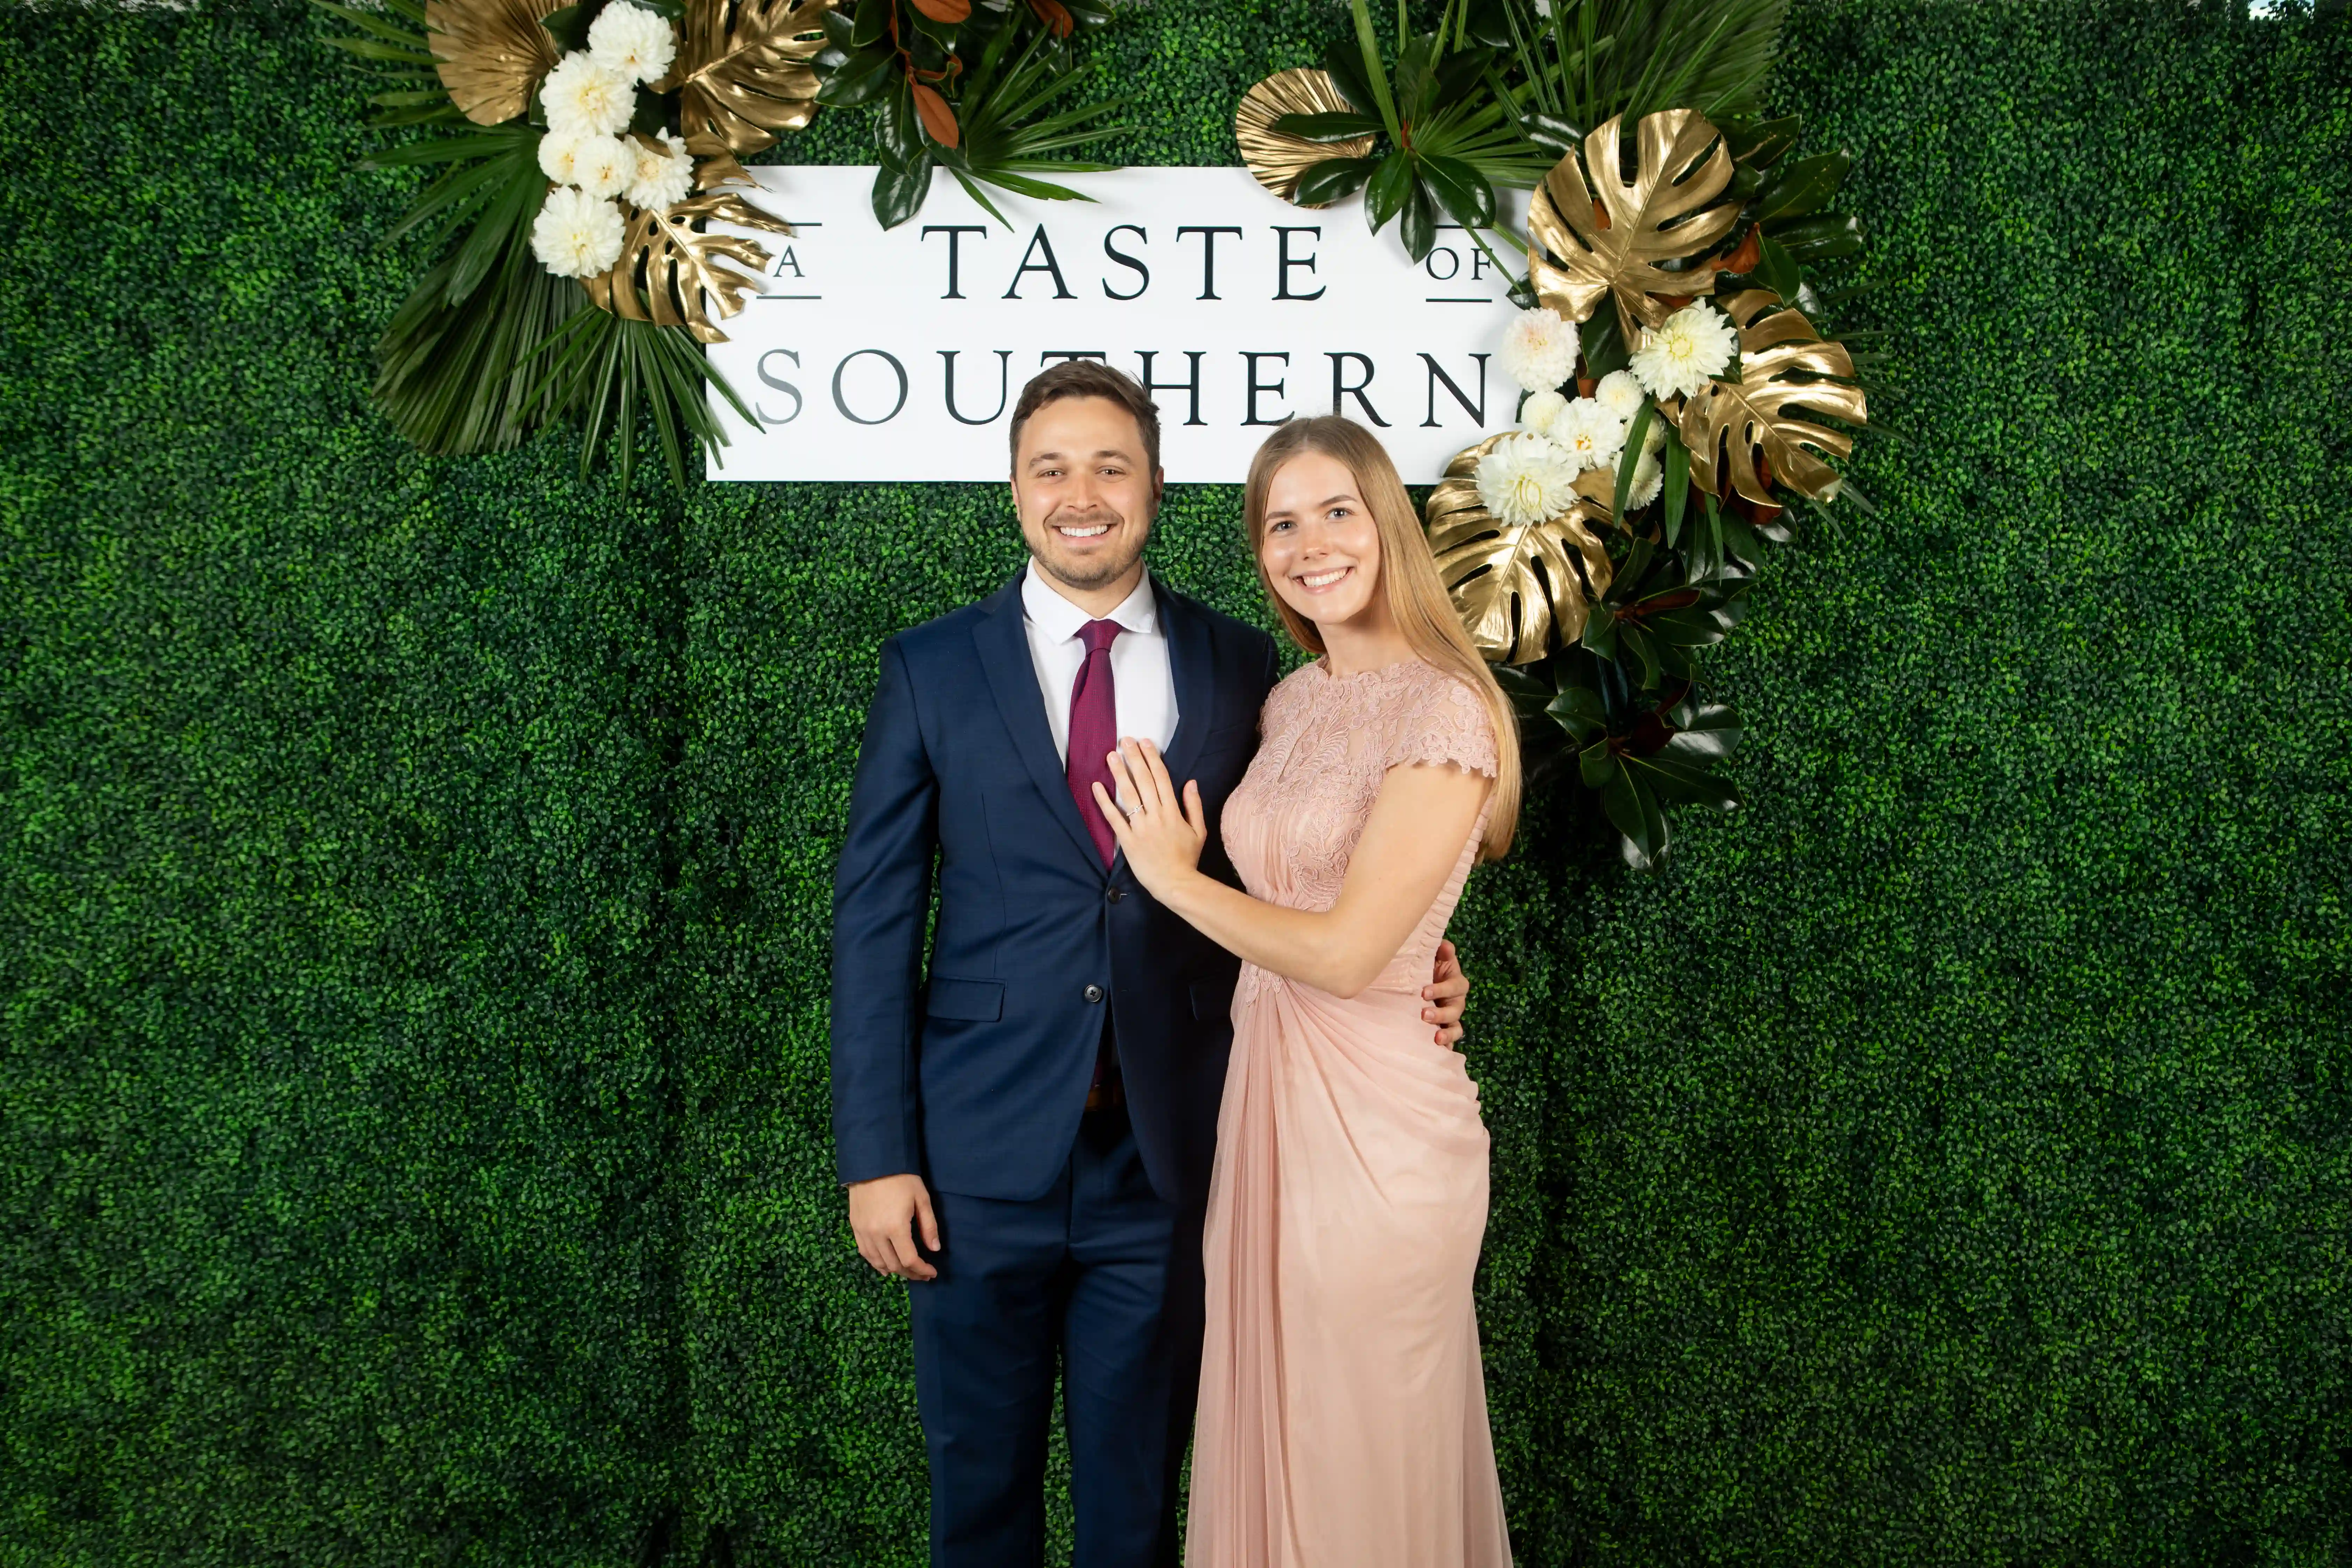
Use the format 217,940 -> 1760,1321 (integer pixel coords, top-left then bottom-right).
1243,0 -> 1878,871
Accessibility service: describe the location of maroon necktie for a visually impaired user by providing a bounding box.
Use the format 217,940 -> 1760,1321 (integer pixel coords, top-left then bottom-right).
1066,619 -> 1123,867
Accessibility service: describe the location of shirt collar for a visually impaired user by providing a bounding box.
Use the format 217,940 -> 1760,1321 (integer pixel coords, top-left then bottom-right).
1021,558 -> 1159,641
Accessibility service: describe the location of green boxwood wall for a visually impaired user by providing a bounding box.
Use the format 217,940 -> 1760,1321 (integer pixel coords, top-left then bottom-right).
3,1 -> 2346,1563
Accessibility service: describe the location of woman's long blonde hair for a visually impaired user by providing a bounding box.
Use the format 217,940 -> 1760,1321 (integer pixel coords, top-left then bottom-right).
1243,416 -> 1521,860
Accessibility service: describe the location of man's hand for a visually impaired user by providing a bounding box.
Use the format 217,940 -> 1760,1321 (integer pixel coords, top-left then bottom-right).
848,1173 -> 941,1281
1421,938 -> 1470,1048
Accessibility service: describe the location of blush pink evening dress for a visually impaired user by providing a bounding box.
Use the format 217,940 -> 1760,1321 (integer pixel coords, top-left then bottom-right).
1185,656 -> 1511,1568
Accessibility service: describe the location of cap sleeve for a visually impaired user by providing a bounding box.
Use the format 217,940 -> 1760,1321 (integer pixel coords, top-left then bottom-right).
1384,666 -> 1498,779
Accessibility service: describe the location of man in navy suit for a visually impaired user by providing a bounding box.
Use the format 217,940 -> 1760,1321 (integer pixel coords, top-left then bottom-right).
831,362 -> 1470,1567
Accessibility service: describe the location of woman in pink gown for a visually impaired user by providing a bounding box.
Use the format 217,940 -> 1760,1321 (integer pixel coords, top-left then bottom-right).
1087,417 -> 1520,1568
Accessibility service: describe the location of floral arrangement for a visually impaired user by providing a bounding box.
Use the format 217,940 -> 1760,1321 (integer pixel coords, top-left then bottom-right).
1241,0 -> 1876,871
810,0 -> 1122,230
316,0 -> 1120,487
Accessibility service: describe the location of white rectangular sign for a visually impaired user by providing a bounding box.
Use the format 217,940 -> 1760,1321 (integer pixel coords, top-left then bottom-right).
708,166 -> 1528,483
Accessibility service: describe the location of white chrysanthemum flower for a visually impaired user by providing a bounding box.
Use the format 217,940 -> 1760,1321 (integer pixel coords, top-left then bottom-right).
1619,446 -> 1664,508
531,185 -> 625,278
537,130 -> 589,186
1594,369 -> 1645,421
1499,306 -> 1578,393
1642,413 -> 1667,456
569,133 -> 632,201
1629,301 -> 1738,400
588,1 -> 676,83
1519,388 -> 1568,434
1474,434 -> 1581,528
542,52 -> 636,138
1546,397 -> 1627,473
625,130 -> 694,213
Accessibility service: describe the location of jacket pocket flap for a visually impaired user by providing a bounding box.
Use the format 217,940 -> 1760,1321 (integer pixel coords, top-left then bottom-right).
925,977 -> 1004,1022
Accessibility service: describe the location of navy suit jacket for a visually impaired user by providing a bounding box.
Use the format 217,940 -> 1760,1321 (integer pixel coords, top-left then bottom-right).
830,573 -> 1281,1209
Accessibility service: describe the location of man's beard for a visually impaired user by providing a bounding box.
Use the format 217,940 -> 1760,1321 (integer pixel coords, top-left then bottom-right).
1032,505 -> 1150,591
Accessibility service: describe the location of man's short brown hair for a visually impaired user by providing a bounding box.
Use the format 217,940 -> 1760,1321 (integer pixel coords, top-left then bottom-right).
1008,359 -> 1162,475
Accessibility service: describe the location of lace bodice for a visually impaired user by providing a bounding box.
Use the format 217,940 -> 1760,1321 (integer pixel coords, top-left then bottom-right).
1219,656 -> 1498,996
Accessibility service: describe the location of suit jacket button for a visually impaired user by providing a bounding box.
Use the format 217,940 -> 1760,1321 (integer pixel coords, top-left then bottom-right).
1106,887 -> 1125,903
1083,984 -> 1104,1003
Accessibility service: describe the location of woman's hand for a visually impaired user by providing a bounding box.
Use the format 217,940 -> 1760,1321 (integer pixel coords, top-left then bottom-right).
1092,737 -> 1207,898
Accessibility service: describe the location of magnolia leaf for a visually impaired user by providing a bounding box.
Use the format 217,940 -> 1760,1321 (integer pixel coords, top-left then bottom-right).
665,0 -> 833,164
1424,434 -> 1617,665
1680,288 -> 1867,504
425,0 -> 564,125
1527,109 -> 1740,342
1236,69 -> 1376,206
911,80 -> 959,147
1660,701 -> 1742,762
583,191 -> 793,344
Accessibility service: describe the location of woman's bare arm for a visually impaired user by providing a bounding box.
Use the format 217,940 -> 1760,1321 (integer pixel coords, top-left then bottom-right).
1096,737 -> 1490,999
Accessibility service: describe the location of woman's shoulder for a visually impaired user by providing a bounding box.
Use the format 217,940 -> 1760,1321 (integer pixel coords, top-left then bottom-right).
1371,659 -> 1499,778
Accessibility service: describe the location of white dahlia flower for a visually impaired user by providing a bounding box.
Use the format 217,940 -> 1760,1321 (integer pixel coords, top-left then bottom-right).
588,1 -> 676,84
1594,369 -> 1646,421
532,185 -> 625,278
1546,396 -> 1627,473
1474,434 -> 1581,529
537,130 -> 587,185
1499,306 -> 1578,394
542,52 -> 636,139
625,130 -> 694,213
1629,302 -> 1738,400
1617,446 -> 1664,508
569,133 -> 633,201
1518,388 -> 1568,435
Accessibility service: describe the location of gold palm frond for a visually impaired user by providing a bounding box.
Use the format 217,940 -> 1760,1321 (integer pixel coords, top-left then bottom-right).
583,192 -> 793,344
1235,69 -> 1374,205
425,0 -> 564,126
1528,109 -> 1740,342
664,0 -> 833,177
1426,435 -> 1618,665
1680,289 -> 1867,504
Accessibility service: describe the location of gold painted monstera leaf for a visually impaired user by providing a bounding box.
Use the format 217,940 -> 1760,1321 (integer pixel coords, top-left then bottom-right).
1680,289 -> 1868,504
665,0 -> 832,189
1529,109 -> 1740,342
584,190 -> 794,343
426,0 -> 564,126
1426,435 -> 1618,665
1235,68 -> 1374,205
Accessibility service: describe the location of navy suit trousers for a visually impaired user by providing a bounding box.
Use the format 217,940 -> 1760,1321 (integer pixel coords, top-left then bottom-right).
909,1097 -> 1205,1568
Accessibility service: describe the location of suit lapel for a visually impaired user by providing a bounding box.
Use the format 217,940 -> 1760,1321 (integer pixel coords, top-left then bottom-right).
1158,583 -> 1218,790
973,576 -> 1104,872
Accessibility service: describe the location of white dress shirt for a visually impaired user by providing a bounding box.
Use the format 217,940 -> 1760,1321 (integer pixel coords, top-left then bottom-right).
1020,559 -> 1180,764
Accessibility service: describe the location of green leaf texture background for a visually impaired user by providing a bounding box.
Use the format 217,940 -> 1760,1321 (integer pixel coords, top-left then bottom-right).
2,1 -> 2346,1563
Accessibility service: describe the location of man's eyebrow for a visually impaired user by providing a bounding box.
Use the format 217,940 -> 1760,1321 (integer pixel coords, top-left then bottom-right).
1027,448 -> 1135,465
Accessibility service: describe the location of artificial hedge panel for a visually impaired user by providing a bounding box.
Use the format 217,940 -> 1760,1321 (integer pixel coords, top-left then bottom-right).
0,10 -> 684,1563
3,2 -> 2348,1567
